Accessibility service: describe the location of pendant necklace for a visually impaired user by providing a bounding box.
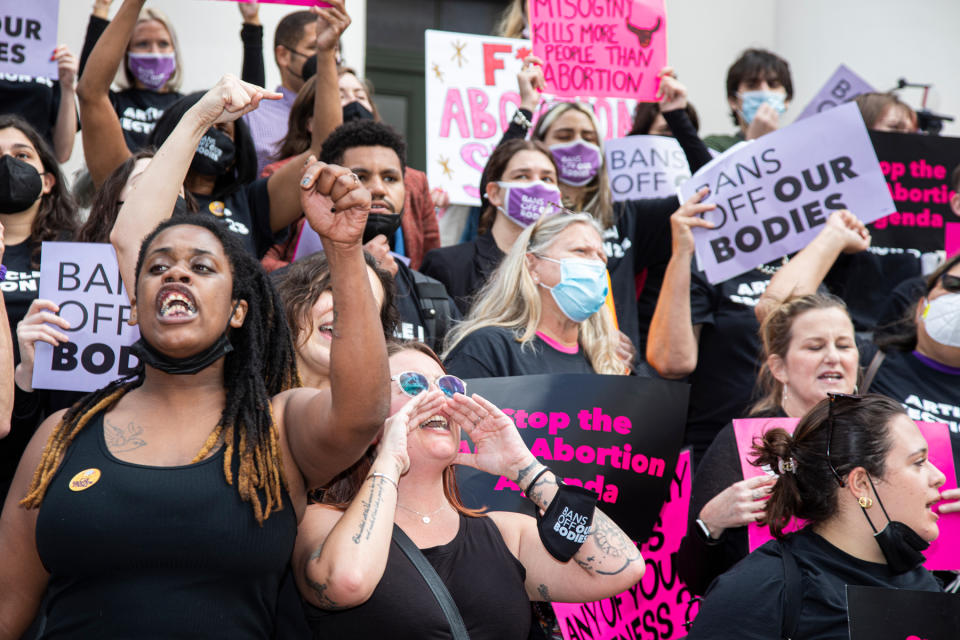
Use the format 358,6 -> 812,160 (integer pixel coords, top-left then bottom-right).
398,503 -> 447,524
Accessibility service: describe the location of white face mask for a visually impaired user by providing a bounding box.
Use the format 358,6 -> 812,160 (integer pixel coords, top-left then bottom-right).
922,293 -> 960,347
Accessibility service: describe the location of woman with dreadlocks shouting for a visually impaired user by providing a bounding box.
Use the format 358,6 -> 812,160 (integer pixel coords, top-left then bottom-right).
0,75 -> 409,638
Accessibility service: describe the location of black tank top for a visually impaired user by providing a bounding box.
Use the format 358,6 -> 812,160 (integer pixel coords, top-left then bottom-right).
35,411 -> 297,639
305,513 -> 531,639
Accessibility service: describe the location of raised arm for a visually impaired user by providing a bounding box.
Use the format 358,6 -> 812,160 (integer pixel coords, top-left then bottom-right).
646,189 -> 714,378
754,210 -> 870,324
76,0 -> 142,186
0,225 -> 11,438
51,46 -> 79,163
275,158 -> 390,488
238,1 -> 266,87
293,391 -> 446,609
448,394 -> 645,604
657,68 -> 712,174
265,0 -> 349,232
111,75 -> 281,297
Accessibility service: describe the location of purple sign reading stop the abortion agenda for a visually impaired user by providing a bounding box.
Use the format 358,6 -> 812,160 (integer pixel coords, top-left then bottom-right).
679,102 -> 894,284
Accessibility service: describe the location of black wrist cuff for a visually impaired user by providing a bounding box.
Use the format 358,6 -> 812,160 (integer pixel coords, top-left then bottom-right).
536,483 -> 598,562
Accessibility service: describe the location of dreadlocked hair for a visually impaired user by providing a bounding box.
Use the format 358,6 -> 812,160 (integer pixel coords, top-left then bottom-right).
21,216 -> 301,525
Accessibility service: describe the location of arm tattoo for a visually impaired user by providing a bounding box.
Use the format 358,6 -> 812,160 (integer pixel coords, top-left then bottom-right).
352,475 -> 388,544
306,576 -> 350,610
580,512 -> 641,576
527,473 -> 559,511
514,459 -> 541,489
104,418 -> 147,452
537,583 -> 552,602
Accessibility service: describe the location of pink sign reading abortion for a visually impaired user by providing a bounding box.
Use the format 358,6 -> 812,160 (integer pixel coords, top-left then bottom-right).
528,0 -> 667,101
733,418 -> 960,570
553,450 -> 696,640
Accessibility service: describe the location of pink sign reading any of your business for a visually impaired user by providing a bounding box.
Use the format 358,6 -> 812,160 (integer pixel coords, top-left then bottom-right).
552,450 -> 696,640
733,417 -> 960,571
528,0 -> 667,101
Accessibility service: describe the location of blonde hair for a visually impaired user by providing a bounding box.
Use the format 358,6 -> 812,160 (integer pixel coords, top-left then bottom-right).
532,102 -> 615,229
443,213 -> 624,375
114,8 -> 184,92
494,0 -> 527,38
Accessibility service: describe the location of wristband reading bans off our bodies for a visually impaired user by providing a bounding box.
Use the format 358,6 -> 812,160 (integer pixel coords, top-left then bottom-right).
536,481 -> 598,562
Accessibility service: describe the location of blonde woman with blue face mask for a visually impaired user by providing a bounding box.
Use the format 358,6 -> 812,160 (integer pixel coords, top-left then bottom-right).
442,213 -> 624,379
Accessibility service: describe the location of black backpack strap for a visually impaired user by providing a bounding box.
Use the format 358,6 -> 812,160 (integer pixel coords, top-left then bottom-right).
411,271 -> 455,349
860,349 -> 886,394
392,525 -> 470,639
780,539 -> 802,640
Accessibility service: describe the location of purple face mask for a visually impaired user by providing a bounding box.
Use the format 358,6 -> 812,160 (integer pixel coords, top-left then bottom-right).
496,180 -> 563,227
549,140 -> 603,186
127,52 -> 176,91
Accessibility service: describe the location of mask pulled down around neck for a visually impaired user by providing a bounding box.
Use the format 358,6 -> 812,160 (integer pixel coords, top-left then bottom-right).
861,476 -> 929,574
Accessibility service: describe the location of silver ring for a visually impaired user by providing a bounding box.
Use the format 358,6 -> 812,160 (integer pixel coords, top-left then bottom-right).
752,490 -> 763,501
350,173 -> 360,184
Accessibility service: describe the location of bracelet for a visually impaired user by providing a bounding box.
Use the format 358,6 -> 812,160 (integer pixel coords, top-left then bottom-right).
0,265 -> 6,282
523,466 -> 551,494
366,472 -> 398,490
512,109 -> 532,130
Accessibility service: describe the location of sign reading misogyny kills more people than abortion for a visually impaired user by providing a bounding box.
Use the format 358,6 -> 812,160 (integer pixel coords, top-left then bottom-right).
553,450 -> 698,640
425,30 -> 638,207
528,0 -> 667,101
679,102 -> 895,284
455,374 -> 689,543
33,243 -> 141,393
733,417 -> 960,571
605,135 -> 690,201
0,0 -> 58,79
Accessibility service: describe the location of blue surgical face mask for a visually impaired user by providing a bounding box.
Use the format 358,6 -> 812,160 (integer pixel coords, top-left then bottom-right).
738,90 -> 787,125
537,256 -> 608,323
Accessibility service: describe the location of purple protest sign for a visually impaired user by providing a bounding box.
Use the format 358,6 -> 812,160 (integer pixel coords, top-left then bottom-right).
0,0 -> 59,79
209,0 -> 332,6
292,221 -> 325,262
33,243 -> 140,393
796,64 -> 875,121
680,102 -> 895,284
733,417 -> 960,570
606,135 -> 691,201
553,450 -> 696,639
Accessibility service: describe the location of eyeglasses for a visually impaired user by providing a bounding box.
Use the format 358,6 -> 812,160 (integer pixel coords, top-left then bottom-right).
391,371 -> 466,399
825,392 -> 863,486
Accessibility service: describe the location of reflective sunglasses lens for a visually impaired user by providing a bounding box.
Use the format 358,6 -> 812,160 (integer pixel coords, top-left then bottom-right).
436,375 -> 466,398
399,372 -> 429,397
942,274 -> 960,293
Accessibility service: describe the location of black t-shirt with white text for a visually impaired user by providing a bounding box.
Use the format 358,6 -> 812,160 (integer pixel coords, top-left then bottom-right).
110,89 -> 183,152
191,179 -> 277,259
0,75 -> 62,149
685,265 -> 770,462
2,240 -> 41,364
444,326 -> 594,379
863,343 -> 960,474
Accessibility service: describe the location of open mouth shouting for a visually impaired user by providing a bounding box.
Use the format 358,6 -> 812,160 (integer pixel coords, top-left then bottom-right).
156,284 -> 198,322
419,415 -> 449,432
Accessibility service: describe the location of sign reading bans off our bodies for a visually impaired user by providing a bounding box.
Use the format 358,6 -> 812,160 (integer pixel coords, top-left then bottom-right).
455,374 -> 688,543
33,243 -> 140,393
425,29 -> 638,206
679,102 -> 895,284
605,134 -> 690,201
0,0 -> 58,78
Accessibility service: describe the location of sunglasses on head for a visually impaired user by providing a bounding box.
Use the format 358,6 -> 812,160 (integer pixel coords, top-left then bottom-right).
939,274 -> 960,293
391,371 -> 466,399
825,392 -> 863,486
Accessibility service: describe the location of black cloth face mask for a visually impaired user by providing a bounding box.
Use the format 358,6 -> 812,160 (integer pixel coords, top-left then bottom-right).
362,212 -> 402,246
862,475 -> 929,574
0,155 -> 43,213
190,128 -> 236,177
343,101 -> 374,122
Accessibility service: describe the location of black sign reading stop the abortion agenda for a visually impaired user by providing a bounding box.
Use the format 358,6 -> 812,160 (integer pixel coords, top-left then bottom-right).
455,374 -> 688,542
868,130 -> 960,253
